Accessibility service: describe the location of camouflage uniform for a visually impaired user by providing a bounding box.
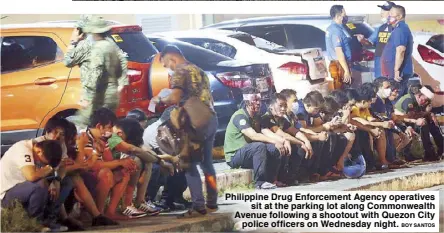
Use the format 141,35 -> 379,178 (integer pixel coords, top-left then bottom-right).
64,16 -> 128,128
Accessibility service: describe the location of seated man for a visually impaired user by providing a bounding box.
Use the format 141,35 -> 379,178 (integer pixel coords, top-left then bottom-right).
0,140 -> 66,232
394,84 -> 443,161
108,118 -> 166,218
224,89 -> 289,189
350,86 -> 393,171
143,107 -> 190,211
76,107 -> 137,220
260,93 -> 312,186
371,77 -> 410,165
126,109 -> 150,129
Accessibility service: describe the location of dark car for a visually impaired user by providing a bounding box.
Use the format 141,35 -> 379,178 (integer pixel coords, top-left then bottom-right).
147,36 -> 275,145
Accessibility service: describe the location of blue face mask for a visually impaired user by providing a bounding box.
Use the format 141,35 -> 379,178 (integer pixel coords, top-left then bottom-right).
291,102 -> 299,114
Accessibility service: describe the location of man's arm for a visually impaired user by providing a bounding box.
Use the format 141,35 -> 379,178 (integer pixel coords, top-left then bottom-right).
21,165 -> 53,182
84,48 -> 105,103
335,47 -> 351,75
63,40 -> 91,68
114,141 -> 159,163
394,45 -> 406,76
241,128 -> 281,145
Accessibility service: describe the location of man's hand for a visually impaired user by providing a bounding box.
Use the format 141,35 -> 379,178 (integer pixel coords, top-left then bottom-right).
415,118 -> 426,127
355,34 -> 365,43
317,131 -> 329,141
382,121 -> 394,129
120,158 -> 137,171
303,141 -> 313,159
70,28 -> 84,44
347,124 -> 357,132
275,143 -> 287,156
405,126 -> 417,138
283,140 -> 292,156
343,71 -> 352,84
394,71 -> 403,82
370,128 -> 381,138
323,122 -> 333,131
49,181 -> 60,202
160,160 -> 175,176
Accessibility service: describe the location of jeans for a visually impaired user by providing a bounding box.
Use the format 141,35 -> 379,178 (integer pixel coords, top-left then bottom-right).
185,114 -> 218,210
229,142 -> 281,186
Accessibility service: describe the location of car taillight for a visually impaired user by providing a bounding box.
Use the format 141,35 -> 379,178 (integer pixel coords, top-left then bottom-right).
216,72 -> 252,89
127,69 -> 142,83
111,26 -> 142,33
278,62 -> 307,80
361,49 -> 375,61
418,44 -> 444,66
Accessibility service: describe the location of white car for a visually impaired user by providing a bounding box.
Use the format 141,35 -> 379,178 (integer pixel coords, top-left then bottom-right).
203,15 -> 376,85
148,29 -> 329,99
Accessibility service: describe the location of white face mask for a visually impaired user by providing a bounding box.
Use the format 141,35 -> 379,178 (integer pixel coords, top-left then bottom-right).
381,17 -> 388,24
292,102 -> 299,114
378,88 -> 392,99
167,69 -> 175,77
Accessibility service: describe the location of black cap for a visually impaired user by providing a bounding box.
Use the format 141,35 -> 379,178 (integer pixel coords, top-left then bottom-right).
377,1 -> 396,11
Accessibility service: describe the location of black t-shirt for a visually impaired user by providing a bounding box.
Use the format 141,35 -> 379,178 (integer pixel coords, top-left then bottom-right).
375,24 -> 394,57
260,111 -> 291,132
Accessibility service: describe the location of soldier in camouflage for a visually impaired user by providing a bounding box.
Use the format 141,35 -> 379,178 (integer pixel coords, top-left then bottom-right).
64,15 -> 128,129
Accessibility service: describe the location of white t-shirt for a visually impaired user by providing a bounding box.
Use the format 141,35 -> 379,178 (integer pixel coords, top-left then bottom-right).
0,140 -> 35,200
143,120 -> 162,150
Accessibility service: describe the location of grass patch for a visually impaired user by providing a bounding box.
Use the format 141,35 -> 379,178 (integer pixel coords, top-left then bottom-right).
1,200 -> 42,232
218,182 -> 255,197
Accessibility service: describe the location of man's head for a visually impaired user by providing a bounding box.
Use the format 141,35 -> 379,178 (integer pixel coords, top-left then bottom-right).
362,83 -> 378,103
63,121 -> 78,148
74,14 -> 92,40
302,91 -> 325,115
374,77 -> 392,99
344,88 -> 359,108
44,117 -> 70,143
89,107 -> 117,139
410,84 -> 434,106
269,93 -> 288,118
243,87 -> 262,117
329,90 -> 349,109
388,80 -> 401,101
126,109 -> 148,129
330,5 -> 348,25
388,4 -> 405,25
160,45 -> 186,71
378,1 -> 396,23
356,86 -> 374,109
114,118 -> 144,147
33,140 -> 63,168
83,16 -> 112,41
321,96 -> 341,122
280,89 -> 298,114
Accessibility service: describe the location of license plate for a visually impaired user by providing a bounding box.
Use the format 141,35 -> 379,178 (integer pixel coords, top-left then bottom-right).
256,78 -> 269,92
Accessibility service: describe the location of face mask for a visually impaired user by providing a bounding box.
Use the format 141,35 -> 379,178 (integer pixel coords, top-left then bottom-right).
167,69 -> 175,77
388,16 -> 397,25
342,15 -> 349,25
292,102 -> 299,114
381,17 -> 388,24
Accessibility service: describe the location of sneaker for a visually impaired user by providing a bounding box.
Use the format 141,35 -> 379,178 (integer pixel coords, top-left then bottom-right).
169,202 -> 186,211
122,205 -> 148,218
175,197 -> 193,209
91,215 -> 119,227
206,204 -> 218,213
138,201 -> 161,216
60,218 -> 85,231
177,208 -> 207,218
41,223 -> 68,232
256,182 -> 277,190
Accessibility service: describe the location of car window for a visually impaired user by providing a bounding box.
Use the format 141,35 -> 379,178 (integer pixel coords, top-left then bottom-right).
238,25 -> 288,47
286,24 -> 326,50
426,34 -> 444,53
148,38 -> 232,69
180,38 -> 237,59
228,34 -> 256,46
109,31 -> 158,63
1,36 -> 63,73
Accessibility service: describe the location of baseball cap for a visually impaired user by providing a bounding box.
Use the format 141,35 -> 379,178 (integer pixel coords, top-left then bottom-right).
377,1 -> 396,11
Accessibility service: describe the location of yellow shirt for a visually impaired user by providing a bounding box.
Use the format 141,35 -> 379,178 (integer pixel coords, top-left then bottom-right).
351,106 -> 373,121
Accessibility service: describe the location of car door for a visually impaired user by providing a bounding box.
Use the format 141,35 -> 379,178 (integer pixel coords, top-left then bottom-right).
1,32 -> 70,134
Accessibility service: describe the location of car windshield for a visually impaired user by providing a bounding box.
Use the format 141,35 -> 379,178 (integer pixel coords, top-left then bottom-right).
109,31 -> 158,63
250,35 -> 288,53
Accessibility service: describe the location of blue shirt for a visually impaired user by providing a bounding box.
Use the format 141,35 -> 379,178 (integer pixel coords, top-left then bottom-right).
371,97 -> 394,119
325,22 -> 353,62
380,21 -> 413,78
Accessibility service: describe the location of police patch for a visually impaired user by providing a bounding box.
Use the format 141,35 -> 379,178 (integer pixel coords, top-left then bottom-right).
239,119 -> 247,126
